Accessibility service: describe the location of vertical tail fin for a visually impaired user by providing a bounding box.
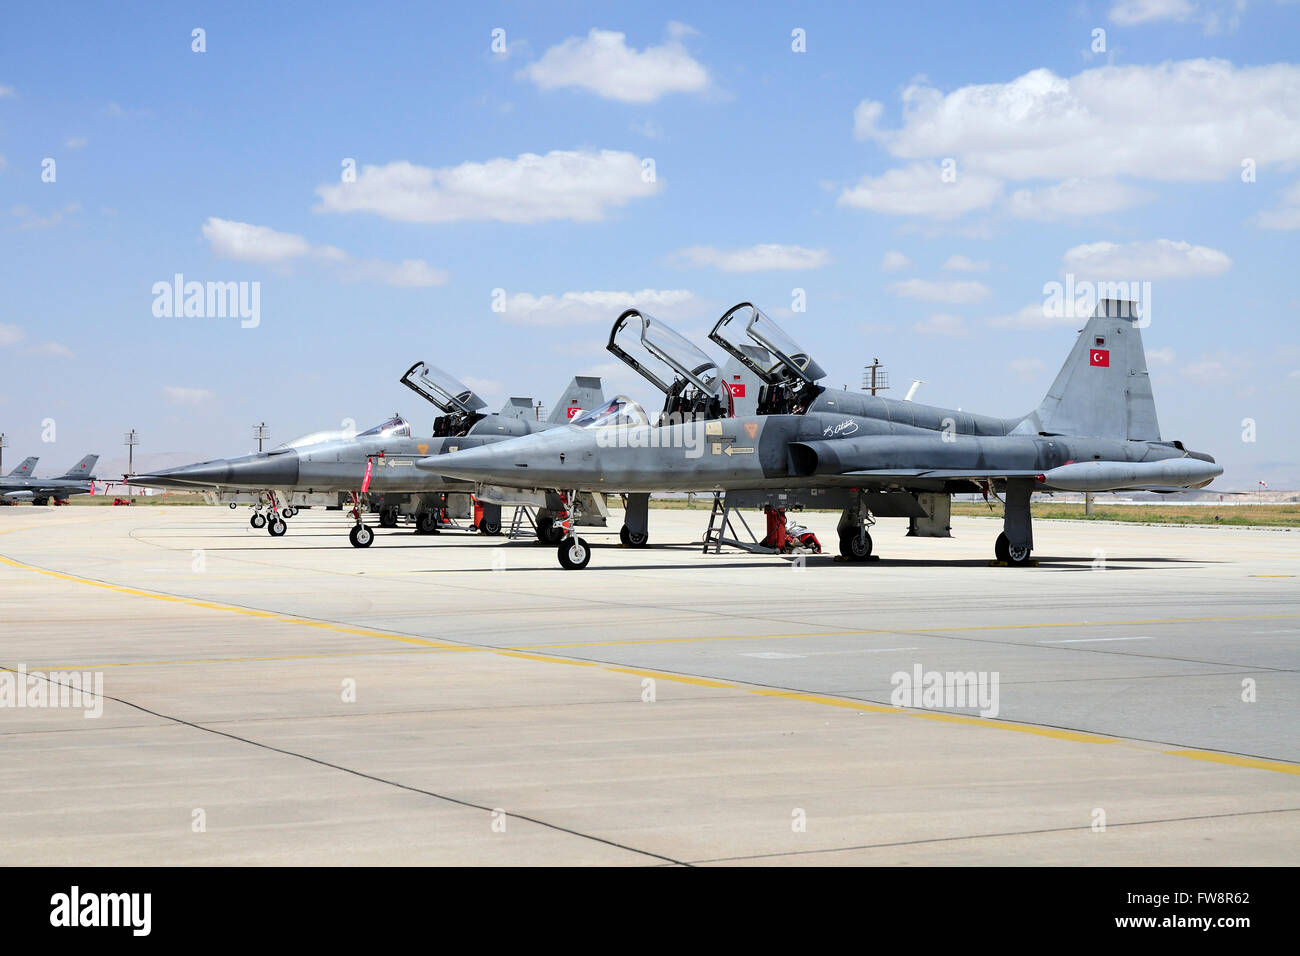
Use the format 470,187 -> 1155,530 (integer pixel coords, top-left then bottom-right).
548,376 -> 604,424
1014,300 -> 1160,441
61,454 -> 99,478
498,397 -> 536,421
8,456 -> 38,477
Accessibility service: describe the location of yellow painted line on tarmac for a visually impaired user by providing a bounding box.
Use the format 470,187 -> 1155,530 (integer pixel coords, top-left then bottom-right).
750,688 -> 902,714
499,651 -> 597,667
1250,574 -> 1295,578
907,710 -> 1119,744
1162,749 -> 1300,776
602,666 -> 734,688
6,548 -> 1300,775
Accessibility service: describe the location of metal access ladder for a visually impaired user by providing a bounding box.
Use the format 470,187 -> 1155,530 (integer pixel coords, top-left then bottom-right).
701,492 -> 773,554
507,505 -> 538,540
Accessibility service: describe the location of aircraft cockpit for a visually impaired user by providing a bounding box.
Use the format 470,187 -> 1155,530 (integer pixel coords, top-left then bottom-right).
570,395 -> 652,430
709,303 -> 825,415
606,309 -> 725,424
399,361 -> 489,437
357,416 -> 412,439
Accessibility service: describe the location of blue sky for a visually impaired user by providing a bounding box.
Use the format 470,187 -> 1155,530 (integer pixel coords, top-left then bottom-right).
1,0 -> 1298,487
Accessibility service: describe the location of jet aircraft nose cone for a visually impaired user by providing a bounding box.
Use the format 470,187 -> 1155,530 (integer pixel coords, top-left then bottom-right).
130,451 -> 300,489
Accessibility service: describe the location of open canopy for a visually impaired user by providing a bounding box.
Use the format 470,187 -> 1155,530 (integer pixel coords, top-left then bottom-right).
570,395 -> 651,430
607,309 -> 719,397
276,416 -> 410,451
399,361 -> 489,414
710,302 -> 826,385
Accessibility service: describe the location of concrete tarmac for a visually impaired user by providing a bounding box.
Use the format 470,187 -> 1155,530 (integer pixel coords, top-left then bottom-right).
1,505 -> 1296,865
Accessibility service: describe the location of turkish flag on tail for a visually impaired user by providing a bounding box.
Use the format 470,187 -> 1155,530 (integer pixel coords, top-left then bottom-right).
1089,349 -> 1110,367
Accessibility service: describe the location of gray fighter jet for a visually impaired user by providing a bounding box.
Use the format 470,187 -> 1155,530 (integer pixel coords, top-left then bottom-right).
1,455 -> 100,504
127,368 -> 607,547
421,299 -> 1222,569
472,307 -> 770,547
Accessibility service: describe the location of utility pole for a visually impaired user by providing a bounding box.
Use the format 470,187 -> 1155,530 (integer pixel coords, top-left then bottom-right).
253,422 -> 270,452
124,429 -> 139,476
0,433 -> 7,473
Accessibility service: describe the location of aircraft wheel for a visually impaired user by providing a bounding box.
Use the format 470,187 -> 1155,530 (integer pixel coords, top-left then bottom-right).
349,525 -> 373,548
994,532 -> 1032,566
379,507 -> 398,528
416,511 -> 439,534
557,536 -> 591,570
267,517 -> 287,537
480,518 -> 502,536
229,503 -> 237,510
283,506 -> 296,518
619,524 -> 649,548
535,517 -> 553,544
250,513 -> 267,529
838,530 -> 872,560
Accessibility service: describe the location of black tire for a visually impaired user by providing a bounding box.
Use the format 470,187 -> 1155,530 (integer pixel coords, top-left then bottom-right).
994,532 -> 1032,566
557,536 -> 591,570
229,503 -> 237,510
250,513 -> 266,529
416,511 -> 439,534
283,506 -> 296,518
536,516 -> 553,544
267,517 -> 287,537
619,524 -> 649,548
838,529 -> 872,560
349,525 -> 373,548
480,518 -> 501,536
379,508 -> 398,529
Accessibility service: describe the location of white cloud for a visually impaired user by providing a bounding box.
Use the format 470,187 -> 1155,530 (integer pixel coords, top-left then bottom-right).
630,119 -> 663,138
1062,239 -> 1232,279
315,150 -> 659,224
881,250 -> 911,272
1147,347 -> 1176,366
1009,357 -> 1047,379
65,136 -> 89,149
853,100 -> 884,140
522,24 -> 709,102
202,218 -> 320,263
163,386 -> 215,405
0,324 -> 24,346
12,201 -> 80,230
0,85 -> 15,99
25,342 -> 74,358
986,303 -> 1077,330
857,59 -> 1300,182
1008,178 -> 1153,220
941,254 -> 989,272
1109,0 -> 1196,26
202,217 -> 447,287
838,163 -> 1002,219
1255,180 -> 1300,230
915,313 -> 967,335
501,289 -> 698,326
671,244 -> 831,272
888,278 -> 991,304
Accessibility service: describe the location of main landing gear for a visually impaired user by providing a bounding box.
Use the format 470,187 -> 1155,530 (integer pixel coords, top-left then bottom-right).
836,498 -> 874,561
619,492 -> 650,548
535,514 -> 564,545
993,477 -> 1034,566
